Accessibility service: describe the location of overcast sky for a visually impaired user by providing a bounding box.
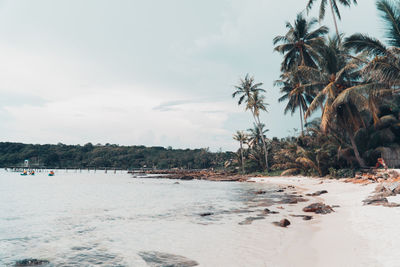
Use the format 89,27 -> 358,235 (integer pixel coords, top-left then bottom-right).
0,0 -> 382,151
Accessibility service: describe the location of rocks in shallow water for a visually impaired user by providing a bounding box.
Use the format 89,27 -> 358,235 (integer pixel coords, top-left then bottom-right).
15,259 -> 50,266
263,208 -> 279,214
254,190 -> 267,195
290,214 -> 313,221
276,189 -> 284,193
273,219 -> 291,227
199,212 -> 214,217
303,203 -> 334,214
138,251 -> 198,267
238,216 -> 265,225
306,190 -> 328,196
278,195 -> 308,204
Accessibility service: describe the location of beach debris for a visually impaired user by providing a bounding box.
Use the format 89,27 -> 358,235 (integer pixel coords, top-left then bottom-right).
303,203 -> 334,214
306,190 -> 328,196
199,212 -> 214,217
238,216 -> 265,225
15,259 -> 50,266
290,214 -> 313,221
138,251 -> 198,267
273,219 -> 291,227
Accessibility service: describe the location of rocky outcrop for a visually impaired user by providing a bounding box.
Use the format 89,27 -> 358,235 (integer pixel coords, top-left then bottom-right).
306,190 -> 328,196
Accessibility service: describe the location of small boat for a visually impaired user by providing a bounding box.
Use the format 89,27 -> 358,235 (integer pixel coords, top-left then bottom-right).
20,170 -> 28,176
48,171 -> 55,176
29,171 -> 35,175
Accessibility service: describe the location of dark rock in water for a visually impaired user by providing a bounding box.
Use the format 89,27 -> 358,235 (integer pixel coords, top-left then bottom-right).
254,190 -> 267,195
290,214 -> 313,221
174,182 -> 180,184
276,189 -> 284,193
180,176 -> 194,180
238,216 -> 265,225
306,190 -> 328,196
273,219 -> 291,227
199,212 -> 214,217
138,251 -> 198,267
15,259 -> 50,266
263,208 -> 279,214
278,195 -> 309,204
303,203 -> 334,214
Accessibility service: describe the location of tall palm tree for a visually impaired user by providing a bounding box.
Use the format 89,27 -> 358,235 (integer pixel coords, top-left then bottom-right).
233,75 -> 270,170
275,72 -> 315,135
246,91 -> 270,170
306,0 -> 358,39
247,123 -> 269,170
273,13 -> 328,71
233,131 -> 247,173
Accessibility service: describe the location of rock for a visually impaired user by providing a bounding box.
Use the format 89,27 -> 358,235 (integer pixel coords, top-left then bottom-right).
303,203 -> 334,214
15,259 -> 50,266
180,176 -> 194,180
276,189 -> 284,192
306,190 -> 328,196
238,216 -> 265,225
174,182 -> 180,184
363,196 -> 388,205
290,214 -> 313,220
199,212 -> 214,217
273,219 -> 291,227
331,205 -> 341,208
254,190 -> 267,195
138,251 -> 198,267
278,195 -> 308,204
263,208 -> 279,214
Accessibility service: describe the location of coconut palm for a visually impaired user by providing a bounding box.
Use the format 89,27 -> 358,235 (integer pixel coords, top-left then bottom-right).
300,36 -> 369,167
275,72 -> 315,135
233,131 -> 248,173
233,75 -> 270,170
247,123 -> 270,170
246,91 -> 270,170
273,13 -> 328,71
306,0 -> 358,39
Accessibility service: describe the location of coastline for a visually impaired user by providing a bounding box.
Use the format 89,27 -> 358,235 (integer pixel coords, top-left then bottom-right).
249,176 -> 399,266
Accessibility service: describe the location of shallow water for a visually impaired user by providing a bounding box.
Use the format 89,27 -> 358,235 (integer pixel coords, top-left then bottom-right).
0,169 -> 284,266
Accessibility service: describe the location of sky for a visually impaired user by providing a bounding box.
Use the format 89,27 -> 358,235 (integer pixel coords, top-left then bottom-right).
0,0 -> 383,151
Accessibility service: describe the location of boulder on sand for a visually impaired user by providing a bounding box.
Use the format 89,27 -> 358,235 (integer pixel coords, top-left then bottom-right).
273,219 -> 291,227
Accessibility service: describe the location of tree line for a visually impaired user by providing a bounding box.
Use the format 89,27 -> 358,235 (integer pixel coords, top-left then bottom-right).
0,142 -> 234,170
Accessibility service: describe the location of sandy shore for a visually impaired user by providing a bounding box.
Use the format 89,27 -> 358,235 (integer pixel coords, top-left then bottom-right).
248,176 -> 400,267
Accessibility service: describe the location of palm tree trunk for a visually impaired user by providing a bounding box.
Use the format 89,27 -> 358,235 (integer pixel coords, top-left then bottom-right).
253,114 -> 269,171
299,105 -> 304,136
348,132 -> 366,168
240,141 -> 245,174
329,0 -> 340,39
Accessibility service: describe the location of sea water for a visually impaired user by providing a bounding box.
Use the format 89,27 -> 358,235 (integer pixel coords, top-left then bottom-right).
0,169 -> 284,266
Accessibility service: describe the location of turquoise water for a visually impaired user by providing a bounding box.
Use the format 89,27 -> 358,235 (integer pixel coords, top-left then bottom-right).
0,169 -> 281,266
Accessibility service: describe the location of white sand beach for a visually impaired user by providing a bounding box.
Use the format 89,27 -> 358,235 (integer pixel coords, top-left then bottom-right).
248,176 -> 400,267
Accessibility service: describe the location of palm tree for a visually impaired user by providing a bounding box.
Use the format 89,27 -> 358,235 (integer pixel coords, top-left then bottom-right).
247,123 -> 270,170
306,0 -> 358,39
233,75 -> 270,170
233,131 -> 247,173
275,72 -> 315,135
344,0 -> 400,90
301,36 -> 369,167
273,13 -> 328,71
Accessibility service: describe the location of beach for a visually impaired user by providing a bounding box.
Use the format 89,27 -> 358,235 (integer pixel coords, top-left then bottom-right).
249,176 -> 400,267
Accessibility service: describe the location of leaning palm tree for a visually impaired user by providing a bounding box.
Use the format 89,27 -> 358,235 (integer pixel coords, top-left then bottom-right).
273,13 -> 328,71
233,75 -> 270,171
233,131 -> 248,173
306,0 -> 358,39
301,36 -> 369,167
